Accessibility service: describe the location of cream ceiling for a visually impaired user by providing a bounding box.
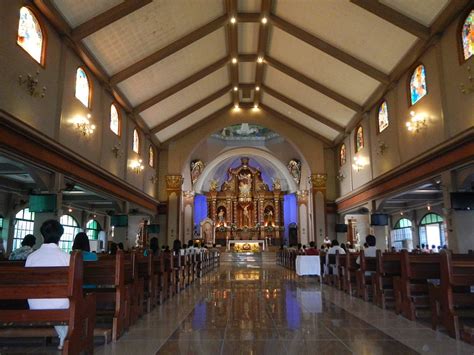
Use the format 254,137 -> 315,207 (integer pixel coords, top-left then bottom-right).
50,0 -> 457,145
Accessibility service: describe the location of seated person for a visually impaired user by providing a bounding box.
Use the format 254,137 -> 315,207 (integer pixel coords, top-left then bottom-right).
327,240 -> 346,255
305,241 -> 319,255
357,235 -> 377,264
26,220 -> 70,350
149,237 -> 159,256
72,232 -> 98,261
9,234 -> 36,260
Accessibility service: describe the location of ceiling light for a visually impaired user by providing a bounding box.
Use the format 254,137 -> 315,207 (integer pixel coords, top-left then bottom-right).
254,104 -> 259,109
257,56 -> 264,64
230,17 -> 236,24
234,104 -> 239,109
68,208 -> 73,213
261,17 -> 267,24
255,86 -> 260,91
232,57 -> 237,64
233,86 -> 238,91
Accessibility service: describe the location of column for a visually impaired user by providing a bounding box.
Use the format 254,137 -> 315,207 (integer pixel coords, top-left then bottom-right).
273,190 -> 281,239
297,190 -> 309,245
182,191 -> 194,243
166,175 -> 183,246
311,173 -> 327,247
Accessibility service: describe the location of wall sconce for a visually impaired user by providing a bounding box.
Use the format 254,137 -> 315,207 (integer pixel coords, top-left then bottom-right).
336,172 -> 345,181
150,175 -> 158,184
406,111 -> 427,133
129,158 -> 144,174
72,114 -> 96,137
377,140 -> 388,156
352,156 -> 367,172
112,143 -> 122,158
459,65 -> 473,94
18,70 -> 46,98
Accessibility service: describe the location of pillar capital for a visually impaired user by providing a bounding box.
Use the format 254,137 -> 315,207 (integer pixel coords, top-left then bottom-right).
310,173 -> 327,193
296,190 -> 309,206
165,175 -> 183,192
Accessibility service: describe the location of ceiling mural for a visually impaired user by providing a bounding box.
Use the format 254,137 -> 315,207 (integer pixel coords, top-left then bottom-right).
211,123 -> 279,141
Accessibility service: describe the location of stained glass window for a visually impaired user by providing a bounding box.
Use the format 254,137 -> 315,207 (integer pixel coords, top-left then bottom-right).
461,10 -> 474,61
419,213 -> 445,247
110,104 -> 120,136
13,208 -> 35,250
340,144 -> 346,166
133,129 -> 140,153
149,146 -> 155,167
409,65 -> 427,105
86,219 -> 101,240
378,101 -> 389,133
75,68 -> 90,108
355,126 -> 364,152
59,215 -> 80,252
17,7 -> 44,64
394,218 -> 412,229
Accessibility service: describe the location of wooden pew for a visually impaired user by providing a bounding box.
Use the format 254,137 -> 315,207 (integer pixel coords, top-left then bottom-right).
342,252 -> 360,295
0,252 -> 96,354
336,251 -> 347,290
429,251 -> 474,343
152,254 -> 166,304
373,250 -> 402,309
355,250 -> 377,301
136,251 -> 154,313
394,250 -> 440,320
83,251 -> 131,341
164,252 -> 176,297
324,253 -> 337,286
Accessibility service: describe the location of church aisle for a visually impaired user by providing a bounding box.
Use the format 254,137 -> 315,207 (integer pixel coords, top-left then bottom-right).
96,263 -> 474,355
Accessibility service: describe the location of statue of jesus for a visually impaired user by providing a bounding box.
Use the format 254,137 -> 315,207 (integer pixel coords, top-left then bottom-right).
242,205 -> 250,226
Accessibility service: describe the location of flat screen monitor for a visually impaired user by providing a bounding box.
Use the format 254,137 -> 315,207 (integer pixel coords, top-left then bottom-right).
147,224 -> 160,233
370,213 -> 389,226
29,194 -> 56,213
335,224 -> 348,233
451,192 -> 474,210
111,215 -> 128,227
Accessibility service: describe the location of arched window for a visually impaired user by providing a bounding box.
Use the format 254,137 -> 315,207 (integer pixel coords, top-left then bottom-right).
390,218 -> 413,251
133,129 -> 140,154
13,208 -> 35,250
355,126 -> 364,153
148,146 -> 155,167
339,144 -> 346,166
59,215 -> 80,252
86,219 -> 101,240
460,9 -> 474,61
110,104 -> 121,136
409,64 -> 427,105
17,7 -> 44,64
419,213 -> 445,248
75,67 -> 91,108
378,101 -> 389,133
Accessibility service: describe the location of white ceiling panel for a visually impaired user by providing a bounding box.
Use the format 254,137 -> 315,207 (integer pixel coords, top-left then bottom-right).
118,28 -> 226,106
239,62 -> 257,83
52,0 -> 121,27
156,94 -> 232,142
380,0 -> 450,26
238,23 -> 260,54
262,93 -> 340,140
265,66 -> 356,126
238,0 -> 262,12
274,0 -> 418,73
268,27 -> 380,106
141,66 -> 229,127
83,0 -> 224,74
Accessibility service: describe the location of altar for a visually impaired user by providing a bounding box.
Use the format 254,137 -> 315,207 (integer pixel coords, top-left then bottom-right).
227,239 -> 266,252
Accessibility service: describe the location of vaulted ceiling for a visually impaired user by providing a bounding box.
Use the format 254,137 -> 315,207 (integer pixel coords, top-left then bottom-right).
43,0 -> 466,146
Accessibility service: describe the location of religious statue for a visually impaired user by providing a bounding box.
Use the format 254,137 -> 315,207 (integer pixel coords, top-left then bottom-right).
265,208 -> 274,226
242,205 -> 250,226
238,173 -> 252,197
287,159 -> 301,185
272,178 -> 281,190
217,207 -> 225,225
190,160 -> 205,186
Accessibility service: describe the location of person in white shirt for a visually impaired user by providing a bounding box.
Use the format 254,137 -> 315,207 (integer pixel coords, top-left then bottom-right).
357,235 -> 377,264
327,240 -> 346,255
25,220 -> 70,350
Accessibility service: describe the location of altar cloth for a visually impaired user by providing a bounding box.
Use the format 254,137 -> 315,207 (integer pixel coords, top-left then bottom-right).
295,255 -> 321,276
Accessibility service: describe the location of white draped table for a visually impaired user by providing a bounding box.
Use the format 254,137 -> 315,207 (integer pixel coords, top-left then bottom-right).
295,255 -> 321,276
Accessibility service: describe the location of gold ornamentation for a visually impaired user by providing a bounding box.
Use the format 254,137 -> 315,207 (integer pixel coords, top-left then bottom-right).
18,70 -> 46,98
165,175 -> 183,191
377,140 -> 388,156
310,173 -> 327,189
209,179 -> 219,192
297,190 -> 308,205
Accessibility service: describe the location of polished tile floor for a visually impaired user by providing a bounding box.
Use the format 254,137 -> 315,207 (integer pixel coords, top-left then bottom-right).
2,255 -> 474,354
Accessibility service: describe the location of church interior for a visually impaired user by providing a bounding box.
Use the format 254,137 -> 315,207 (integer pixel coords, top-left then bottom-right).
0,0 -> 473,354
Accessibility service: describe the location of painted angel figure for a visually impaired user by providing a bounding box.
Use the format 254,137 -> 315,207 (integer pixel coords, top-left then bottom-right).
287,159 -> 301,185
272,178 -> 281,190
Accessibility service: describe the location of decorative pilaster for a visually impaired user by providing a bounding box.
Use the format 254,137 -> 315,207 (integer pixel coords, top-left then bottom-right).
310,173 -> 327,245
165,175 -> 183,244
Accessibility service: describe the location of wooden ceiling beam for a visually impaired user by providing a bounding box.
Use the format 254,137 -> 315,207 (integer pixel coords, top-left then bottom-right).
160,105 -> 233,144
226,0 -> 239,105
150,85 -> 232,134
254,0 -> 272,106
239,54 -> 258,62
134,56 -> 230,113
266,55 -> 362,112
110,14 -> 228,84
262,85 -> 345,133
270,14 -> 390,84
260,104 -> 333,146
350,0 -> 430,40
237,13 -> 260,22
71,0 -> 153,40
